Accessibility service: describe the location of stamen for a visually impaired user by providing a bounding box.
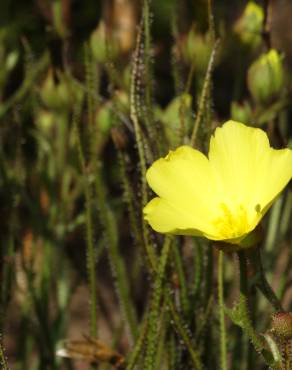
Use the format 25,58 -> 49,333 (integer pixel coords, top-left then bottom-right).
213,203 -> 249,239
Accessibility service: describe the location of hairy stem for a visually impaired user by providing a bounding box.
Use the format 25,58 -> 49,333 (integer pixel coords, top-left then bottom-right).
237,251 -> 276,368
218,250 -> 228,370
248,248 -> 283,312
144,237 -> 172,370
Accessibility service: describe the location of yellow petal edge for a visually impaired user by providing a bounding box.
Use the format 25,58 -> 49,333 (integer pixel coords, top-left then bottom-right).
143,120 -> 292,244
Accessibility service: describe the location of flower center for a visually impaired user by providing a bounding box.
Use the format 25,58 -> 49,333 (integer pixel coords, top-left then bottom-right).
213,203 -> 249,239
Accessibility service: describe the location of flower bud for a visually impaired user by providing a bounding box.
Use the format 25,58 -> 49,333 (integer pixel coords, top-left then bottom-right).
234,2 -> 264,48
271,312 -> 292,339
113,90 -> 129,114
36,110 -> 55,134
90,21 -> 119,63
181,28 -> 212,74
247,49 -> 284,104
231,101 -> 253,124
40,70 -> 60,108
6,51 -> 19,71
40,70 -> 70,109
95,104 -> 113,152
40,70 -> 83,110
160,94 -> 192,148
0,50 -> 19,90
52,0 -> 68,39
95,102 -> 114,135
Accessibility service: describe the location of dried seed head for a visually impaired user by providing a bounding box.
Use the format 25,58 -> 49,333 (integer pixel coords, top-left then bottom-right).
271,312 -> 292,339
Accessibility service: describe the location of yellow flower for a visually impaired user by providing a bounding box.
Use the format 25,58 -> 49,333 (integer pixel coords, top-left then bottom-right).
143,120 -> 292,246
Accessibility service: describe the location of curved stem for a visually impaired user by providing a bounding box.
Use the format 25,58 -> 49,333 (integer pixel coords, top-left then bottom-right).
218,250 -> 228,370
249,248 -> 283,312
237,251 -> 275,367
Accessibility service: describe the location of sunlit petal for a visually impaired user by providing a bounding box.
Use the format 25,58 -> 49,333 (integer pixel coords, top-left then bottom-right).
143,197 -> 204,236
209,120 -> 292,235
146,146 -> 218,236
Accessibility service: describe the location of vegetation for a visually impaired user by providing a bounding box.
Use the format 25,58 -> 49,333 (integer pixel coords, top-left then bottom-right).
1,0 -> 292,369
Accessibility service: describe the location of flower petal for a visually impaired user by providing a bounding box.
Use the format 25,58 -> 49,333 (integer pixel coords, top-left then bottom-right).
254,147 -> 292,212
209,120 -> 292,231
209,120 -> 267,204
145,146 -> 219,236
143,197 -> 204,236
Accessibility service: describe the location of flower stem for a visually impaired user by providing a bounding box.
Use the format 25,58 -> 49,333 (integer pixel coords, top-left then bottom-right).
165,291 -> 203,370
190,39 -> 219,147
237,251 -> 275,367
237,251 -> 263,349
143,237 -> 171,370
284,341 -> 292,370
84,177 -> 98,338
218,250 -> 228,370
250,248 -> 283,312
73,103 -> 98,338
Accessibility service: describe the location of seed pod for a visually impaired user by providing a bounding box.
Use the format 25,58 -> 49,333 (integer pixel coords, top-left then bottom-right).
271,312 -> 292,339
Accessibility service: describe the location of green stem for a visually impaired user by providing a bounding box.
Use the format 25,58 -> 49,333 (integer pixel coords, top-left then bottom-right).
73,103 -> 98,338
131,27 -> 148,209
143,0 -> 157,151
0,53 -> 49,118
190,39 -> 219,147
218,250 -> 228,370
130,34 -> 157,271
249,248 -> 283,312
116,148 -> 142,249
238,252 -> 263,350
125,315 -> 149,370
172,241 -> 190,316
143,237 -> 171,370
166,292 -> 203,370
84,162 -> 98,339
146,240 -> 203,370
237,251 -> 275,367
96,178 -> 138,342
207,0 -> 216,41
192,239 -> 203,299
